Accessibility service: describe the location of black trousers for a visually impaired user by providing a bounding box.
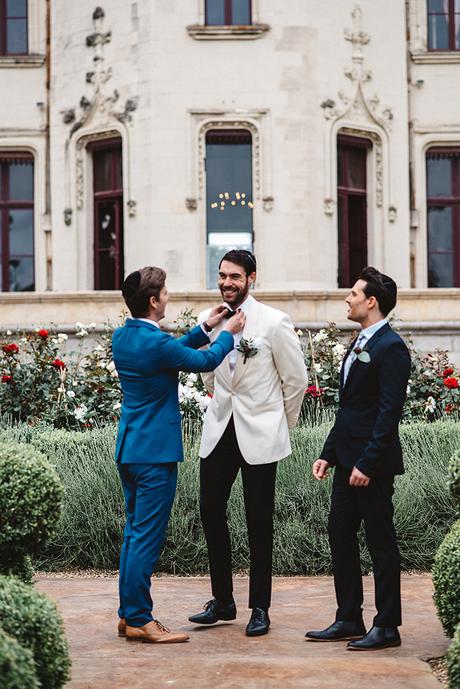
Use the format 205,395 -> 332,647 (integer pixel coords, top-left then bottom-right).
200,417 -> 277,610
328,466 -> 401,627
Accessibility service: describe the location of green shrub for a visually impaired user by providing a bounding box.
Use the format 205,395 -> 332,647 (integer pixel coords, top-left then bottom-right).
0,626 -> 39,689
0,575 -> 71,689
0,554 -> 34,585
447,622 -> 460,689
433,520 -> 460,637
0,442 -> 63,564
449,450 -> 460,511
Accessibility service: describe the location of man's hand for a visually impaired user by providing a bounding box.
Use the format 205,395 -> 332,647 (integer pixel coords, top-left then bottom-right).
312,459 -> 330,481
223,309 -> 245,335
205,304 -> 229,330
349,467 -> 370,487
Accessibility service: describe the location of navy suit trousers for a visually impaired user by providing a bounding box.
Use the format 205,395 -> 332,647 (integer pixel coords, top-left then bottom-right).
117,462 -> 177,626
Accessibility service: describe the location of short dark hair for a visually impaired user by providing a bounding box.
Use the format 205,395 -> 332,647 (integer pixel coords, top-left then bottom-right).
358,266 -> 397,316
219,249 -> 257,276
121,266 -> 166,318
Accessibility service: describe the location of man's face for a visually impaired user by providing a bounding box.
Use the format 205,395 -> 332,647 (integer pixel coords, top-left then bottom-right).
218,260 -> 255,308
151,285 -> 169,322
345,279 -> 374,324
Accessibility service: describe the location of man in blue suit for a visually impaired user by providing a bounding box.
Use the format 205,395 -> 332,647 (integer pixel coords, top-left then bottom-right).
306,267 -> 411,650
112,266 -> 244,644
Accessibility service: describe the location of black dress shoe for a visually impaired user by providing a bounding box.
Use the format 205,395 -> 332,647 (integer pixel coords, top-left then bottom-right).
305,620 -> 366,641
188,599 -> 236,625
246,608 -> 270,636
347,625 -> 401,650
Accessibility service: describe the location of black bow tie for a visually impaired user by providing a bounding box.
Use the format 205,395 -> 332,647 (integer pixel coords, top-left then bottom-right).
223,308 -> 236,319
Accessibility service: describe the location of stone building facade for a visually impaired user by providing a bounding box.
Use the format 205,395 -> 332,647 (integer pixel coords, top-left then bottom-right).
0,0 -> 459,358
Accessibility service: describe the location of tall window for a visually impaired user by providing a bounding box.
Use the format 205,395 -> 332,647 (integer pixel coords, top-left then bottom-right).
90,139 -> 124,290
426,148 -> 460,287
205,0 -> 251,25
427,0 -> 460,51
0,153 -> 34,292
0,0 -> 28,55
205,129 -> 253,287
337,135 -> 371,288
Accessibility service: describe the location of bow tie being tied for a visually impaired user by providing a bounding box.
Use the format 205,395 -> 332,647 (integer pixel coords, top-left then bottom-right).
223,308 -> 237,319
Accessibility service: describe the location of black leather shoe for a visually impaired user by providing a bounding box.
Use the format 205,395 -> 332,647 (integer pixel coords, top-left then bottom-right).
347,625 -> 401,650
246,608 -> 270,636
305,620 -> 366,641
188,599 -> 236,625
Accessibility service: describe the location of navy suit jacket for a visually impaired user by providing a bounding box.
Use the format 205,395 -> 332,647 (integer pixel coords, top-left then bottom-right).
320,323 -> 411,477
112,320 -> 233,464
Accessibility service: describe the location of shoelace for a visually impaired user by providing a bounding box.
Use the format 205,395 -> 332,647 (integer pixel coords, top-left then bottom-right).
153,618 -> 170,633
203,599 -> 215,611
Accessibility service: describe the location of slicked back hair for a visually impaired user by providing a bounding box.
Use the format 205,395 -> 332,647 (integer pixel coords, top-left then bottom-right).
358,266 -> 397,317
121,266 -> 166,318
219,249 -> 257,277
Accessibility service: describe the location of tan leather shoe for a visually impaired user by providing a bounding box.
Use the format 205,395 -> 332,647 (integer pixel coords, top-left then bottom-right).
125,619 -> 189,644
118,618 -> 126,637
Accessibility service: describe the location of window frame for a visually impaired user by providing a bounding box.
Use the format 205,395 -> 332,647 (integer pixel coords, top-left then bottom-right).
426,146 -> 460,286
205,0 -> 252,26
0,0 -> 28,56
0,151 -> 34,292
427,0 -> 460,52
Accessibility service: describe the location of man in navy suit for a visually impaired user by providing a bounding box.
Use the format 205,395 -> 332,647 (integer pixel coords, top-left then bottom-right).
112,266 -> 244,644
306,267 -> 411,650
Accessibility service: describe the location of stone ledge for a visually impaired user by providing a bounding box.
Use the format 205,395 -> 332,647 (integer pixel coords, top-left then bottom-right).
0,54 -> 45,68
411,51 -> 460,64
186,24 -> 270,40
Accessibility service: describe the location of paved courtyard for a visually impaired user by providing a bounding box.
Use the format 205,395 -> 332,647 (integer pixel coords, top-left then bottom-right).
37,574 -> 448,689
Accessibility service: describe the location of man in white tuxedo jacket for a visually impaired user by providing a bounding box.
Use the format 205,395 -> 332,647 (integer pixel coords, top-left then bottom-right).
189,250 -> 307,637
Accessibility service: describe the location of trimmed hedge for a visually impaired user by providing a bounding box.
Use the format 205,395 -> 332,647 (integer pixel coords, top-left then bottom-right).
0,576 -> 71,689
449,450 -> 460,511
0,626 -> 39,689
433,520 -> 460,637
447,622 -> 460,689
0,442 -> 63,570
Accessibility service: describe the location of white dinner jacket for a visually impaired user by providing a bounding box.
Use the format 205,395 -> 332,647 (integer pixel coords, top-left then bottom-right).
199,296 -> 308,465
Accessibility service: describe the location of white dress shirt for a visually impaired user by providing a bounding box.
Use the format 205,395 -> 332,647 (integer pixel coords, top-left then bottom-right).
343,318 -> 388,384
138,317 -> 160,328
225,294 -> 253,373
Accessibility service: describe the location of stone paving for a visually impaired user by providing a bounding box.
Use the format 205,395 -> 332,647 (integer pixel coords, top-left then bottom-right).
37,574 -> 447,689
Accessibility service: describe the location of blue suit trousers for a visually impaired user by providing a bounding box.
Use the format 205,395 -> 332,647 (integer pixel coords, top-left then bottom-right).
117,461 -> 178,626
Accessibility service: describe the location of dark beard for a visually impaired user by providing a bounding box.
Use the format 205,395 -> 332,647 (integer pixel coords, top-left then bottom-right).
220,281 -> 249,308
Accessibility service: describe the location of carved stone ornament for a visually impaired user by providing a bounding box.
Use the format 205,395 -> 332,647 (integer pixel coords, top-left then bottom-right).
185,197 -> 198,211
262,196 -> 274,212
324,198 -> 335,216
63,207 -> 73,226
127,199 -> 137,217
388,205 -> 397,223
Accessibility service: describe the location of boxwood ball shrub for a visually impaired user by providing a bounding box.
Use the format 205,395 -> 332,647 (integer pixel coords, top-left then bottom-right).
0,576 -> 70,689
0,442 -> 63,558
449,450 -> 460,511
433,520 -> 460,637
447,622 -> 460,689
0,626 -> 39,689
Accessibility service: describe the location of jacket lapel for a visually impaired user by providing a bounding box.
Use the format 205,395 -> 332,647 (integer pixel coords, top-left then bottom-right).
232,298 -> 259,387
340,323 -> 391,398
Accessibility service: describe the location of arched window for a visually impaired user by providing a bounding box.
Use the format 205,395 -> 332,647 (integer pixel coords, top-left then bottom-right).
0,152 -> 34,291
337,135 -> 372,288
426,147 -> 460,287
205,129 -> 253,287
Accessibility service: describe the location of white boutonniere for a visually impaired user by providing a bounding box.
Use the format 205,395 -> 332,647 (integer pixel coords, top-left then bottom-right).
353,345 -> 371,363
236,337 -> 259,364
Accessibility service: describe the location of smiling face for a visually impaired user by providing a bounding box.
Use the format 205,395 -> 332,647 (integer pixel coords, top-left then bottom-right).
218,260 -> 256,308
345,279 -> 378,326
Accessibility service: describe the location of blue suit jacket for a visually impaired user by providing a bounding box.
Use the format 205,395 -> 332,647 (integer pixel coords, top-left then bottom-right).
112,320 -> 233,464
320,323 -> 411,477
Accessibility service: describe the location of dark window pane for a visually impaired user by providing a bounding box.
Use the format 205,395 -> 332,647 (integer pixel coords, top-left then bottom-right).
232,0 -> 251,24
7,0 -> 26,15
206,0 -> 226,25
93,150 -> 113,192
9,257 -> 34,291
428,206 -> 453,250
8,162 -> 33,200
9,209 -> 33,254
338,194 -> 367,287
428,252 -> 454,287
456,0 -> 460,11
456,13 -> 460,47
428,0 -> 448,10
96,201 -> 117,250
428,13 -> 449,49
347,148 -> 366,190
427,157 -> 453,196
6,19 -> 27,53
206,134 -> 253,235
114,151 -> 123,189
96,251 -> 117,290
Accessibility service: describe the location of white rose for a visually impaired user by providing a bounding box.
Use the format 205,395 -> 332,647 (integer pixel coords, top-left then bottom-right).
58,333 -> 68,341
110,369 -> 119,378
112,402 -> 121,411
106,361 -> 116,371
313,363 -> 323,373
6,330 -> 12,336
188,373 -> 198,383
67,390 -> 76,398
313,330 -> 328,343
76,329 -> 88,338
74,404 -> 88,421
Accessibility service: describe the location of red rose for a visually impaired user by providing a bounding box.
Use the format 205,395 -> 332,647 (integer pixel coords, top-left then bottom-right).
306,385 -> 323,398
442,367 -> 454,378
446,403 -> 455,413
2,343 -> 19,354
1,375 -> 12,383
444,377 -> 459,389
52,358 -> 66,369
38,329 -> 49,338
